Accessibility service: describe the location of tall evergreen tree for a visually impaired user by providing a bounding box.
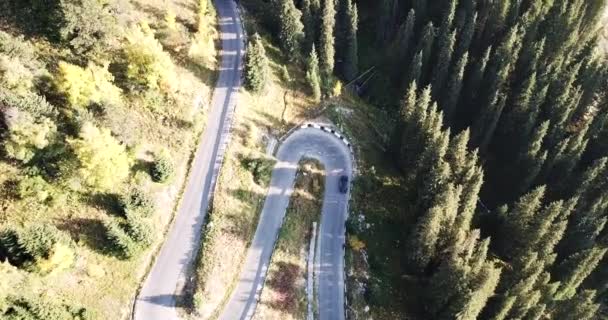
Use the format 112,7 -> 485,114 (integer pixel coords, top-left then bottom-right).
278,0 -> 304,61
454,12 -> 477,59
319,0 -> 336,76
443,52 -> 468,123
301,0 -> 316,51
407,51 -> 424,87
414,22 -> 435,86
552,290 -> 602,320
554,246 -> 608,300
392,9 -> 415,65
243,34 -> 269,93
336,0 -> 358,81
431,30 -> 456,98
306,45 -> 322,101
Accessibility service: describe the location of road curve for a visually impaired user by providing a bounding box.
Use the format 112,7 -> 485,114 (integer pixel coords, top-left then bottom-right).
219,126 -> 353,320
133,0 -> 244,319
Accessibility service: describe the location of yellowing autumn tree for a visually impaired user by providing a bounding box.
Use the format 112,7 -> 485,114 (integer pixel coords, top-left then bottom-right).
123,25 -> 176,93
54,61 -> 121,108
68,122 -> 130,191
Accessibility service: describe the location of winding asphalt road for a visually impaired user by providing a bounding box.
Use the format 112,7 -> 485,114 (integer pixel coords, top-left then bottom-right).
133,0 -> 244,319
219,127 -> 353,320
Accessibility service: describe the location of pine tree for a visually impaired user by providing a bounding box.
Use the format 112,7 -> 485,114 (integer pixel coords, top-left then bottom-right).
414,22 -> 435,85
501,72 -> 542,155
463,46 -> 491,116
412,0 -> 428,24
243,34 -> 269,93
431,30 -> 456,98
376,0 -> 396,44
454,12 -> 477,59
396,81 -> 418,162
319,0 -> 336,76
443,52 -> 468,123
409,183 -> 461,270
552,290 -> 602,320
278,0 -> 304,61
392,9 -> 415,64
306,45 -> 322,101
429,232 -> 501,320
337,0 -> 358,81
554,247 -> 608,300
301,0 -> 316,51
407,51 -> 424,87
473,92 -> 506,152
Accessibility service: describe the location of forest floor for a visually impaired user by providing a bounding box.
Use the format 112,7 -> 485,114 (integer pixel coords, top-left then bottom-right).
0,0 -> 218,318
252,158 -> 325,320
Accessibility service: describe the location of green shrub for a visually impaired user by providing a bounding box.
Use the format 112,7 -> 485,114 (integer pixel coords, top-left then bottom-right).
18,224 -> 64,261
17,175 -> 52,202
121,187 -> 155,217
242,156 -> 275,186
0,87 -> 55,116
0,224 -> 72,273
2,107 -> 57,163
58,0 -> 117,59
0,228 -> 30,267
0,55 -> 36,95
124,213 -> 153,247
103,220 -> 138,259
151,151 -> 175,183
1,295 -> 91,320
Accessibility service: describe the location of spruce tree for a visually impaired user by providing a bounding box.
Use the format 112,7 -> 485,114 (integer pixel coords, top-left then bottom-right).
454,12 -> 477,59
306,45 -> 322,101
409,182 -> 461,270
554,247 -> 608,300
407,51 -> 424,87
552,290 -> 602,320
301,0 -> 316,51
243,34 -> 269,93
337,0 -> 358,81
319,0 -> 336,76
392,9 -> 415,64
443,52 -> 468,123
431,30 -> 456,98
414,22 -> 435,86
278,0 -> 304,61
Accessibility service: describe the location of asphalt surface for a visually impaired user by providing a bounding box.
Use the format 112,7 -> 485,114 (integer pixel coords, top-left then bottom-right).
219,127 -> 353,320
133,0 -> 244,319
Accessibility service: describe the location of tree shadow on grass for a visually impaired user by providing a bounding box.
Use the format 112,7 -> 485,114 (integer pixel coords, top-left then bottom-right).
132,158 -> 154,178
56,217 -> 108,255
85,192 -> 124,217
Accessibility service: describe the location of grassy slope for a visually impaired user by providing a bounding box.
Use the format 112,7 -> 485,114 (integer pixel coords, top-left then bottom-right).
0,0 -> 218,318
190,3 -> 321,318
253,159 -> 325,320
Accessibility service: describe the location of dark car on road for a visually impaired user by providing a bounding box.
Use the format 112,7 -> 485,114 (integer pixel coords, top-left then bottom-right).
339,175 -> 349,193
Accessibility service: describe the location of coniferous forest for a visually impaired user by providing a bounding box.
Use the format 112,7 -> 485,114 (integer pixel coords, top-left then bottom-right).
243,0 -> 608,318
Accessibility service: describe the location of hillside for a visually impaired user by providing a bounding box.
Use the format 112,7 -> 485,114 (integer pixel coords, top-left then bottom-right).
221,0 -> 608,319
2,0 -> 608,319
0,0 -> 217,318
